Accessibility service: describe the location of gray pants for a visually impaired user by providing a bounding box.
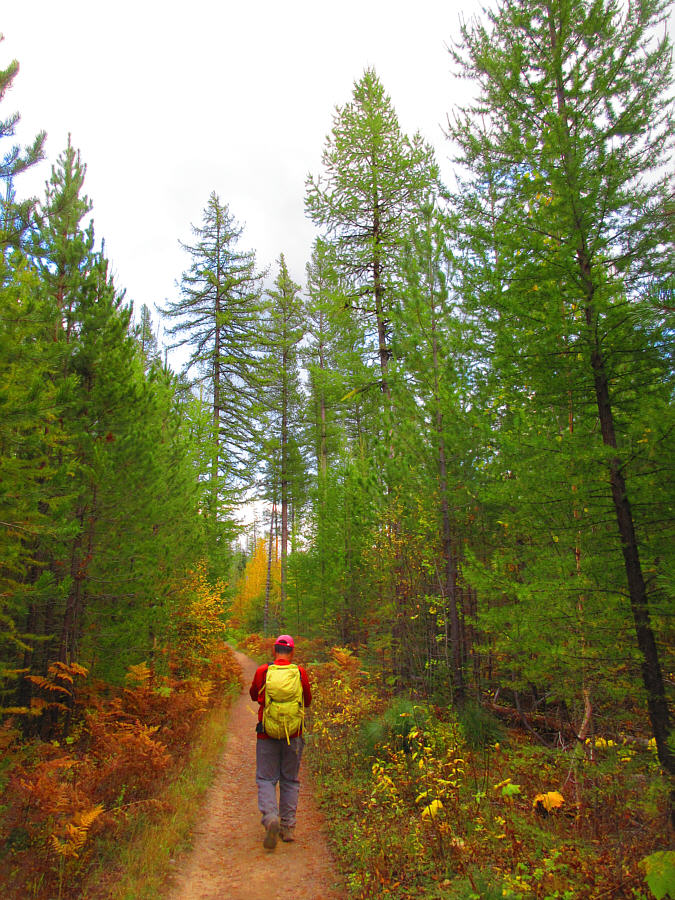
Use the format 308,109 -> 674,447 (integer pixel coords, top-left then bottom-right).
255,736 -> 304,828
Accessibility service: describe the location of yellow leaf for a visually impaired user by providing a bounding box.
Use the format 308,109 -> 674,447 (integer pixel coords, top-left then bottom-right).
532,790 -> 564,812
339,387 -> 360,403
421,799 -> 443,819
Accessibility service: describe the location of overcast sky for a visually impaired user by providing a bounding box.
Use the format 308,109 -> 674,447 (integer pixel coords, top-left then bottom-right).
2,0 -> 484,361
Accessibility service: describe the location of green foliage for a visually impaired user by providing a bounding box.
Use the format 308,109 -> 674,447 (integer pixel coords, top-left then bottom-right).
310,648 -> 670,899
360,698 -> 429,759
457,702 -> 504,751
641,851 -> 675,900
0,121 -> 219,722
160,191 -> 265,500
447,0 -> 674,764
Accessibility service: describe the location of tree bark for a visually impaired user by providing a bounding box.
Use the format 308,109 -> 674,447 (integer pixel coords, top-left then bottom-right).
580,265 -> 672,779
264,495 -> 275,635
280,345 -> 289,627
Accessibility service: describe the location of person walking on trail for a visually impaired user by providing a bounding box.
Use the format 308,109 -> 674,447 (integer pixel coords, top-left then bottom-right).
249,634 -> 312,850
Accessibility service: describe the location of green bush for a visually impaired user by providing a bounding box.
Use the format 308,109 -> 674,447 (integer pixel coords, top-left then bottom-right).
359,697 -> 429,758
457,701 -> 503,750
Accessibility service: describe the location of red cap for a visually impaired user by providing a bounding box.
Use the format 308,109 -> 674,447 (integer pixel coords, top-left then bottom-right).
274,634 -> 295,649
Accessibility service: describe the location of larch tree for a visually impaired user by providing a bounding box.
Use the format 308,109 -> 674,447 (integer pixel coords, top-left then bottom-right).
303,239 -> 350,623
305,68 -> 444,657
261,254 -> 305,626
394,202 -> 469,702
450,0 -> 674,774
160,192 -> 265,507
305,68 -> 439,410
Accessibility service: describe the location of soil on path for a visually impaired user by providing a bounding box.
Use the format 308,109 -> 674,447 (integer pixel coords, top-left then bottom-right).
168,651 -> 347,900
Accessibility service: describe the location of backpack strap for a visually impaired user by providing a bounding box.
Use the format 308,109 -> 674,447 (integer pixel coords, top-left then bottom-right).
258,663 -> 270,703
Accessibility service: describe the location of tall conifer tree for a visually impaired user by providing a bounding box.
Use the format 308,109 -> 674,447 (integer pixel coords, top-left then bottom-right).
450,0 -> 674,773
306,68 -> 439,406
161,192 -> 265,502
0,37 -> 45,255
261,254 -> 305,625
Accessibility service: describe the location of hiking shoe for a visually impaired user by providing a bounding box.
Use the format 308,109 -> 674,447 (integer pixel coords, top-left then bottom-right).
280,825 -> 295,842
263,818 -> 280,850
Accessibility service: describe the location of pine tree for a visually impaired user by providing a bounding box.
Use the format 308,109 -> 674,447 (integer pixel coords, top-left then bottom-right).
0,37 -> 46,256
33,136 -> 95,342
135,303 -> 161,368
306,68 -> 439,405
0,46 -> 49,695
160,192 -> 265,502
450,0 -> 674,773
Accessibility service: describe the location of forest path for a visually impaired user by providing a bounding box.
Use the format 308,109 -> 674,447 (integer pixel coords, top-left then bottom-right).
167,650 -> 347,900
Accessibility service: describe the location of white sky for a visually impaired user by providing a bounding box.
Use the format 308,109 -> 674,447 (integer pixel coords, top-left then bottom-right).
2,0 -> 479,364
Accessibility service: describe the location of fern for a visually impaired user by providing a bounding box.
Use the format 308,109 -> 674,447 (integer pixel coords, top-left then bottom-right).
125,661 -> 152,685
50,804 -> 104,859
25,676 -> 71,695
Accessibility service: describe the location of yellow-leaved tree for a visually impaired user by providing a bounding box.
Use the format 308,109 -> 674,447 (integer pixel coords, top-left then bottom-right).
173,563 -> 228,669
230,538 -> 280,632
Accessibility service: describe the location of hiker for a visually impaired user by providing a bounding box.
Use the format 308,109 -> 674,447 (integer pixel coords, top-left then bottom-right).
249,634 -> 312,850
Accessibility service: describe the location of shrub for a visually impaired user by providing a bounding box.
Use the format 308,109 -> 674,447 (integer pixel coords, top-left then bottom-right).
457,701 -> 504,750
360,697 -> 429,759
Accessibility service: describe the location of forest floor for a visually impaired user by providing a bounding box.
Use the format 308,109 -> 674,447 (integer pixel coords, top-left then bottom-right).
166,650 -> 347,900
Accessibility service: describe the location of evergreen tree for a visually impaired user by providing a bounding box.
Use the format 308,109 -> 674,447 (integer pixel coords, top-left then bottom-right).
135,303 -> 161,368
260,254 -> 305,625
450,0 -> 674,773
0,37 -> 46,255
393,202 -> 468,701
3,138 -> 211,711
0,48 -> 48,698
160,192 -> 265,501
302,240 -> 349,625
33,136 -> 94,341
305,68 -> 439,405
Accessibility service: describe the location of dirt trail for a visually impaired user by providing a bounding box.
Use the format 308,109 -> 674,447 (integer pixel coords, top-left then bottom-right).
168,650 -> 347,900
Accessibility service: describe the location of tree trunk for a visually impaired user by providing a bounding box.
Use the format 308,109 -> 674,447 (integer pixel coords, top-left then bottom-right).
547,6 -> 672,780
213,217 -> 222,495
430,285 -> 465,704
264,495 -> 275,635
372,207 -> 391,402
280,347 -> 289,626
581,270 -> 672,779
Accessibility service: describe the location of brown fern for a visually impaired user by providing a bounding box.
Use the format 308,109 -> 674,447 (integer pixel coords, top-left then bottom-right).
50,804 -> 104,859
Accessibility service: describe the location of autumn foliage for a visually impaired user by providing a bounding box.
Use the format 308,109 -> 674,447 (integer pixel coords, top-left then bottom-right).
236,632 -> 330,666
0,566 -> 241,900
307,648 -> 672,900
229,538 -> 280,631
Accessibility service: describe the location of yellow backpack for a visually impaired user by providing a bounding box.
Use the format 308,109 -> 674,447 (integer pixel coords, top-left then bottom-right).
262,664 -> 304,743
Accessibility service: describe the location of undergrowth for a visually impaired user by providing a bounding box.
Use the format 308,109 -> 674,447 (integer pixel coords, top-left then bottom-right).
306,647 -> 673,900
0,643 -> 242,900
236,631 -> 332,664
